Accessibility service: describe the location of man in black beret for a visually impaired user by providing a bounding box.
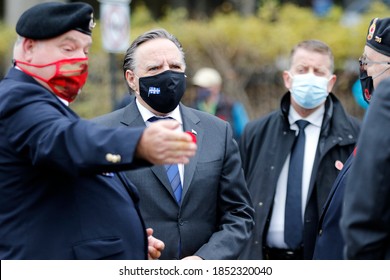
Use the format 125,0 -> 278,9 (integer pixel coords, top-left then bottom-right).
0,2 -> 197,259
314,17 -> 390,260
340,17 -> 390,259
16,1 -> 95,39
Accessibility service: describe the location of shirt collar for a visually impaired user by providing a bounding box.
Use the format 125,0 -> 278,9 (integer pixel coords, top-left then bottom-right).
135,98 -> 182,124
289,104 -> 325,128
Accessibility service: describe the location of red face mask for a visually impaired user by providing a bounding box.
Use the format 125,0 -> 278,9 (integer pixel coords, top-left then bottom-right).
15,58 -> 88,103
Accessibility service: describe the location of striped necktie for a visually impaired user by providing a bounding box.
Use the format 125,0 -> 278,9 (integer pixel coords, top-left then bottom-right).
148,116 -> 182,205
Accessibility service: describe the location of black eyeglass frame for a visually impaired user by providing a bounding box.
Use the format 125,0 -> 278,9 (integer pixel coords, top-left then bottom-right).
359,56 -> 390,70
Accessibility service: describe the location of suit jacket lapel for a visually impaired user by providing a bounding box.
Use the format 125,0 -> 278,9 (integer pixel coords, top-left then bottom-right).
121,102 -> 203,203
120,100 -> 145,127
180,105 -> 202,201
122,101 -> 176,197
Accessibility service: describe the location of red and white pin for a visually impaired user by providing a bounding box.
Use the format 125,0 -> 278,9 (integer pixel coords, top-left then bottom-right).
335,160 -> 344,171
185,129 -> 197,143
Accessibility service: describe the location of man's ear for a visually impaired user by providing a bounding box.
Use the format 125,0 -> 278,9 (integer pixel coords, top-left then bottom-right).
283,70 -> 293,89
327,74 -> 337,93
125,70 -> 137,92
22,38 -> 36,62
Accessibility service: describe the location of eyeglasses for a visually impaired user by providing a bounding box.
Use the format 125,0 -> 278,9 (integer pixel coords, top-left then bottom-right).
359,56 -> 390,70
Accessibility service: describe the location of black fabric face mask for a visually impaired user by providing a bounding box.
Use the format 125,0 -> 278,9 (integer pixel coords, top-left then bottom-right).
359,68 -> 374,103
139,70 -> 186,113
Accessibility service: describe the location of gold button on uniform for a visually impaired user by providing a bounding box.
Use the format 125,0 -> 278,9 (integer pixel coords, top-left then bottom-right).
105,153 -> 121,163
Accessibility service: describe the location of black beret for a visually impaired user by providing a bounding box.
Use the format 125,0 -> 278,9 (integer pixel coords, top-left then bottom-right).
16,2 -> 95,40
366,17 -> 390,57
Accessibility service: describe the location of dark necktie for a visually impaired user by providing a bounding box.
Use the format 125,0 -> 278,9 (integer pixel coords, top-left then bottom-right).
148,116 -> 182,205
285,119 -> 309,249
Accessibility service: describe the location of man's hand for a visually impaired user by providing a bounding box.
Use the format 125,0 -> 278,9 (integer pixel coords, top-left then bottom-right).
147,228 -> 165,260
136,120 -> 197,165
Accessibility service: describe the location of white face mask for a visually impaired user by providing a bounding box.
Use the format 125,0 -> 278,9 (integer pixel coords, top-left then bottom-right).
290,72 -> 330,109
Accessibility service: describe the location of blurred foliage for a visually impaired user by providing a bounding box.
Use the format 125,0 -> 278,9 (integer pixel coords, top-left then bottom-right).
0,22 -> 16,76
1,2 -> 389,120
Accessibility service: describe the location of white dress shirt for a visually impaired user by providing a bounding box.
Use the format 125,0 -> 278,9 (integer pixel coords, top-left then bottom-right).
135,99 -> 184,185
266,104 -> 324,248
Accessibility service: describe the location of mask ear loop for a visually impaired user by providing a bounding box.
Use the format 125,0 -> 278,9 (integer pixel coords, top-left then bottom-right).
362,67 -> 390,103
372,66 -> 390,80
287,72 -> 294,91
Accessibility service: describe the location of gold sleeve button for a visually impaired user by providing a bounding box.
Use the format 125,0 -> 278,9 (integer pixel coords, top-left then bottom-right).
106,153 -> 121,163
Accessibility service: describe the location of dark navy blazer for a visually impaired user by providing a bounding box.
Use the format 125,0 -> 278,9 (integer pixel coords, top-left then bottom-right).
313,153 -> 354,259
0,68 -> 149,259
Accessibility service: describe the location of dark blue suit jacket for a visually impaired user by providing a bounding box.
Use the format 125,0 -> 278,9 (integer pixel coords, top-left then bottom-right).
313,153 -> 354,259
0,68 -> 149,259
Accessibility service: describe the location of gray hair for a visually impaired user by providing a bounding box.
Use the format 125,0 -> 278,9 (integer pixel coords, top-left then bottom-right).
289,39 -> 335,73
123,28 -> 186,76
12,36 -> 25,61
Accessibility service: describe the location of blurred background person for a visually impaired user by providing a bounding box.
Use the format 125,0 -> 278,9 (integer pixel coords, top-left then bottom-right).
114,93 -> 135,110
191,67 -> 249,139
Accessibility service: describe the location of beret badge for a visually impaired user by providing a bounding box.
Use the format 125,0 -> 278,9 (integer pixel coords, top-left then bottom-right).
89,13 -> 96,32
367,18 -> 378,41
365,17 -> 390,57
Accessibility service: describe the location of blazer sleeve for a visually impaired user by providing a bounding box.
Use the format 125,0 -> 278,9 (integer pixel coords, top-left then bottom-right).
2,84 -> 148,177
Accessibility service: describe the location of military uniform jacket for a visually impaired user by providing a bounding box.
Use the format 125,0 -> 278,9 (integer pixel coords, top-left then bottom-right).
93,100 -> 254,260
239,92 -> 360,259
341,78 -> 390,259
0,68 -> 149,259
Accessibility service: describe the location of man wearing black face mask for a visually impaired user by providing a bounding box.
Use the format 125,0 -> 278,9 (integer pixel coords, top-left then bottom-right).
341,17 -> 390,260
314,17 -> 390,260
358,18 -> 390,103
93,28 -> 254,260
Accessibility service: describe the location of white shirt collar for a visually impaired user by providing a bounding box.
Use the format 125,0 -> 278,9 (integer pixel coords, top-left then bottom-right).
135,98 -> 182,125
56,96 -> 69,106
288,104 -> 325,128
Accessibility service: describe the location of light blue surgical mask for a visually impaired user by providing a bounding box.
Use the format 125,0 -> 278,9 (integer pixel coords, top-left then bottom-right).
290,72 -> 330,109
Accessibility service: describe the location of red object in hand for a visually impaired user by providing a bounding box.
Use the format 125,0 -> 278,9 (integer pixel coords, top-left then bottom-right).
185,131 -> 197,143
